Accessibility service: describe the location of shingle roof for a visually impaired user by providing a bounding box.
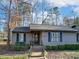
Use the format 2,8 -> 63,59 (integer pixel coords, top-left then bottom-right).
30,24 -> 77,32
74,27 -> 79,33
12,24 -> 77,33
12,27 -> 30,33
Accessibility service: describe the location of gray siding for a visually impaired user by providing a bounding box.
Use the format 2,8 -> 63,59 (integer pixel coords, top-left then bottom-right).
11,33 -> 32,45
41,32 -> 77,46
11,31 -> 77,45
62,32 -> 77,44
12,33 -> 17,45
25,33 -> 32,44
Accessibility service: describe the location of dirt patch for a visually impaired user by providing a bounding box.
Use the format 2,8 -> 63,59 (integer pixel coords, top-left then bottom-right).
47,51 -> 79,59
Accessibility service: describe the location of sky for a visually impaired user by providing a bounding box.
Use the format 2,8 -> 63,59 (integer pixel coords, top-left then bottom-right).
30,0 -> 79,24
0,0 -> 79,31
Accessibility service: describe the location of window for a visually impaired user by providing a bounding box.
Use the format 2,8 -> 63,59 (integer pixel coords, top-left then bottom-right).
77,34 -> 79,42
19,33 -> 24,42
51,32 -> 60,42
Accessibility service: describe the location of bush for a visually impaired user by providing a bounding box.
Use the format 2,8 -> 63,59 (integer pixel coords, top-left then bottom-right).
10,43 -> 30,51
3,39 -> 7,41
45,44 -> 79,50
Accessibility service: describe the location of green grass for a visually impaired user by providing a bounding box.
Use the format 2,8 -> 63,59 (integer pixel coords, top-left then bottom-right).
0,55 -> 28,59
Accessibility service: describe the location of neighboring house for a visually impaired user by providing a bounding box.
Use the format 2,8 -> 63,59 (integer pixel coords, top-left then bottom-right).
0,32 -> 8,40
11,24 -> 79,46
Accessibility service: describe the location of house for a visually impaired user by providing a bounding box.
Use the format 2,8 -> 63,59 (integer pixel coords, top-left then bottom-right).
0,32 -> 8,40
9,1 -> 79,46
11,24 -> 79,46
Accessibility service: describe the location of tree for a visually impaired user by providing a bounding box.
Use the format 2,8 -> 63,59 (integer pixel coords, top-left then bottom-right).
7,0 -> 12,46
0,0 -> 15,46
42,8 -> 54,25
53,7 -> 59,25
73,17 -> 79,26
63,16 -> 75,26
17,0 -> 32,26
63,16 -> 69,26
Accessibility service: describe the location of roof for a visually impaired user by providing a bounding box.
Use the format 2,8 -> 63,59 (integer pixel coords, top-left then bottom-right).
12,27 -> 30,33
74,27 -> 79,33
12,24 -> 77,33
30,24 -> 77,32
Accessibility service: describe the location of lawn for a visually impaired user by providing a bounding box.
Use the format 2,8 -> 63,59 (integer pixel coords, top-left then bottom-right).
0,41 -> 29,59
47,51 -> 79,59
0,55 -> 28,59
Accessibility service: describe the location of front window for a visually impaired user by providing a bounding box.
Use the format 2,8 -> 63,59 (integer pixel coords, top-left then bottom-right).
51,32 -> 60,42
19,33 -> 24,42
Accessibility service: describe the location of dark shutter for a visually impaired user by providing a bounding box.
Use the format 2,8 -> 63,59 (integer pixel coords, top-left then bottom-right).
24,33 -> 26,43
16,33 -> 19,43
77,33 -> 79,42
60,32 -> 62,42
48,32 -> 51,42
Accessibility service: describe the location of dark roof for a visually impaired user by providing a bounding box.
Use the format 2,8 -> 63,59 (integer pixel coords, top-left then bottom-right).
74,27 -> 79,33
12,27 -> 30,33
30,24 -> 77,32
12,24 -> 77,33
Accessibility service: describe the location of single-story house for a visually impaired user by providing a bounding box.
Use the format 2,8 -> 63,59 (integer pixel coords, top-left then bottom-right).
11,24 -> 79,46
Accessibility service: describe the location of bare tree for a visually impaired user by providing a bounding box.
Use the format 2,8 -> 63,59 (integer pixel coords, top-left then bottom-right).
53,7 -> 59,25
0,0 -> 15,46
63,16 -> 74,26
7,0 -> 12,46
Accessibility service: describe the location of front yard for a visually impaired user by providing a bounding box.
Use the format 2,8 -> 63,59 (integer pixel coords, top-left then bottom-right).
44,44 -> 79,59
46,51 -> 79,59
0,41 -> 29,59
1,41 -> 79,59
0,55 -> 28,59
0,44 -> 28,59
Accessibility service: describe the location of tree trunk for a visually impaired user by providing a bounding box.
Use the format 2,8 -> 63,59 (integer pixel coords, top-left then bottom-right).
7,0 -> 12,46
56,15 -> 58,25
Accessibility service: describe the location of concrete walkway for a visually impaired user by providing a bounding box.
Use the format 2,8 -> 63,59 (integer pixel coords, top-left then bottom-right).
29,45 -> 46,59
29,57 -> 45,59
31,52 -> 42,57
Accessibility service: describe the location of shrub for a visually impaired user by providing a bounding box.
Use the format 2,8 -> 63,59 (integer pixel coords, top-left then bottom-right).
3,39 -> 7,41
45,44 -> 79,50
10,43 -> 30,51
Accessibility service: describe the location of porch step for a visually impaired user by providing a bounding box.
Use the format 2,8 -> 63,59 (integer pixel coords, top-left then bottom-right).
31,52 -> 42,57
30,46 -> 43,57
29,57 -> 45,59
32,46 -> 43,52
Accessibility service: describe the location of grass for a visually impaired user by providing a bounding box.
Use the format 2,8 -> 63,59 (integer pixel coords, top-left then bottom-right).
0,55 -> 28,59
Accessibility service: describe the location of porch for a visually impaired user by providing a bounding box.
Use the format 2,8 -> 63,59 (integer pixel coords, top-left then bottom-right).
12,27 -> 42,45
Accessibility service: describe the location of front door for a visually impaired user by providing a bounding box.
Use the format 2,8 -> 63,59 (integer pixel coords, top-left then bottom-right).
33,32 -> 40,45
